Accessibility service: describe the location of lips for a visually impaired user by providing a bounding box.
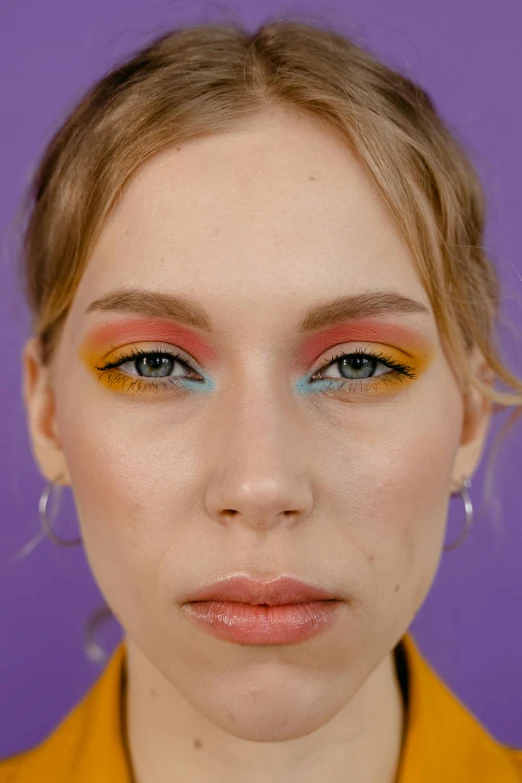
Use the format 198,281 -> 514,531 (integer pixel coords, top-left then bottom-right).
181,575 -> 342,645
183,575 -> 338,606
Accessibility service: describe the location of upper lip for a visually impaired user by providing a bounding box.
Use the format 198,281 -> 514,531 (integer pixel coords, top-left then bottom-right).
183,576 -> 339,605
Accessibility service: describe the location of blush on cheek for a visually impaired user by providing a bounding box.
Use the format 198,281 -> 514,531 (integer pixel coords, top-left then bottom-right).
340,364 -> 461,544
56,392 -> 139,534
352,470 -> 449,638
374,429 -> 457,540
59,402 -> 187,574
371,398 -> 461,604
60,424 -> 161,625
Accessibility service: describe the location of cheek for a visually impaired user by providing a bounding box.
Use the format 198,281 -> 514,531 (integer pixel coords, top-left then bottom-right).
53,382 -> 186,614
343,379 -> 464,617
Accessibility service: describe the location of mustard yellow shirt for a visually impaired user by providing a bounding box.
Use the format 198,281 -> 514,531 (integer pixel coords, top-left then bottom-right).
1,632 -> 521,782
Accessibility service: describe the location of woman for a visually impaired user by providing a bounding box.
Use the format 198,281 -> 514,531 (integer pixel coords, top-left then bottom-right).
2,16 -> 521,783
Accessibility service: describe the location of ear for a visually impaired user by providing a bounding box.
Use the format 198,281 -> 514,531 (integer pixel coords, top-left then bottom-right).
451,346 -> 493,491
22,336 -> 71,486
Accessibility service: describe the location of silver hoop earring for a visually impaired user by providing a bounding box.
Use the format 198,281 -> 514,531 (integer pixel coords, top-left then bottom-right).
39,480 -> 82,547
444,477 -> 473,551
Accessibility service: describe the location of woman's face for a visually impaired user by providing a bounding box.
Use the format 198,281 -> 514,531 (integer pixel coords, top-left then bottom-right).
24,109 -> 490,740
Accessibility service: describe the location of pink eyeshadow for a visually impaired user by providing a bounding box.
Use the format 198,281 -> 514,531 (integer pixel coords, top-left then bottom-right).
296,320 -> 430,366
85,318 -> 218,363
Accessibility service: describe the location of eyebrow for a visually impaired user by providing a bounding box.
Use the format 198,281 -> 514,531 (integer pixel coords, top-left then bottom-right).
84,288 -> 431,334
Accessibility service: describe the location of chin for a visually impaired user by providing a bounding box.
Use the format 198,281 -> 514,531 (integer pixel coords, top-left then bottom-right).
186,675 -> 348,742
208,704 -> 340,742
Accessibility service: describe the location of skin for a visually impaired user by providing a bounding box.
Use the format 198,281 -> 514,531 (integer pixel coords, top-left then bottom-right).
22,108 -> 492,783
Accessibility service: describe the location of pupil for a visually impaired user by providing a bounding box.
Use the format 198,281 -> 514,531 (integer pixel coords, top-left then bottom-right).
136,354 -> 174,378
340,355 -> 376,379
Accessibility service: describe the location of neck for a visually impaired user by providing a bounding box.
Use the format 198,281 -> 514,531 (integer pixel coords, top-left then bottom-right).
123,637 -> 407,783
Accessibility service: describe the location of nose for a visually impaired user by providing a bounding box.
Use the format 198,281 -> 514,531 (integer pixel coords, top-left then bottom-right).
204,382 -> 314,532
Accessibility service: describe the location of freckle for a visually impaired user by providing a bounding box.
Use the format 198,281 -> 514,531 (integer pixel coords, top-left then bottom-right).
193,738 -> 203,749
395,584 -> 400,593
309,175 -> 315,180
149,689 -> 157,699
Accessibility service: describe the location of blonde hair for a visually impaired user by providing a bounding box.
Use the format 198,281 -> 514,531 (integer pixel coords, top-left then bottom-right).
19,16 -> 522,492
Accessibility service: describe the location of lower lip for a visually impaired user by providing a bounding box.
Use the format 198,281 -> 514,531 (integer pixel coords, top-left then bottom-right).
182,600 -> 342,644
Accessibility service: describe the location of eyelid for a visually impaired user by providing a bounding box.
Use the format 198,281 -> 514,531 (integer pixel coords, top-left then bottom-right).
310,341 -> 409,371
99,340 -> 412,375
100,342 -> 198,370
89,340 -> 423,399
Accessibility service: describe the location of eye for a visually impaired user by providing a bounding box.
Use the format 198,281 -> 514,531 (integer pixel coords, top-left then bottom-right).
94,344 -> 416,397
311,348 -> 415,383
96,346 -> 203,384
119,351 -> 196,379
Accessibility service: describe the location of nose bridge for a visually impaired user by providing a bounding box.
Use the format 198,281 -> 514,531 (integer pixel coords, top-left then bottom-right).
204,364 -> 314,529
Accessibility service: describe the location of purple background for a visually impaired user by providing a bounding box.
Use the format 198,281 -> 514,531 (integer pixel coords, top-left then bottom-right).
1,0 -> 521,759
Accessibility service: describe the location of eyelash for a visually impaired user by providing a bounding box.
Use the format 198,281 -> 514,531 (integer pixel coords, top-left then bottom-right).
95,345 -> 417,396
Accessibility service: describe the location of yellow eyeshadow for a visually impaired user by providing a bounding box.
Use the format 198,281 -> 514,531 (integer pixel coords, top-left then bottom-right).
79,338 -> 435,398
317,343 -> 435,399
79,341 -> 177,396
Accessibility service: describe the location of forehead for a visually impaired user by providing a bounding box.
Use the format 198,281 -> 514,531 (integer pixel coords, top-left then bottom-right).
71,110 -> 429,334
